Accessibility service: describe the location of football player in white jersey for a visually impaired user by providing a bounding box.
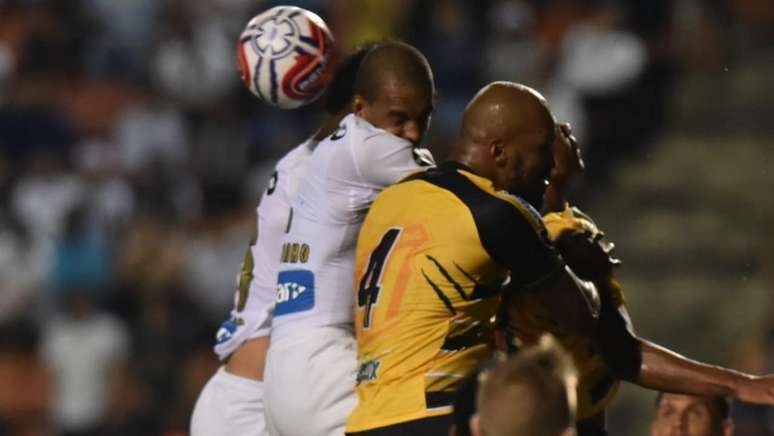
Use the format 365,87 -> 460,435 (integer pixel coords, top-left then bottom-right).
263,42 -> 436,436
189,47 -> 372,436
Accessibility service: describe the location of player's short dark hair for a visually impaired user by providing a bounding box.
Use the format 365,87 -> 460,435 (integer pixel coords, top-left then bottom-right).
323,44 -> 375,115
353,40 -> 435,104
654,392 -> 731,420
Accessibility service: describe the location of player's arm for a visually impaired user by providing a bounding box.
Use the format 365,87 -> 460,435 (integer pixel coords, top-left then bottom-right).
550,224 -> 774,403
594,290 -> 774,404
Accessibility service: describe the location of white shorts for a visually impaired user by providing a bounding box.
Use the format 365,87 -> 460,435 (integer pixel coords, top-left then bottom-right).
264,326 -> 357,436
190,366 -> 268,436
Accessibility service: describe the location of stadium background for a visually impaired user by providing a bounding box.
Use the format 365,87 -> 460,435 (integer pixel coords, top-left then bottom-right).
0,0 -> 772,434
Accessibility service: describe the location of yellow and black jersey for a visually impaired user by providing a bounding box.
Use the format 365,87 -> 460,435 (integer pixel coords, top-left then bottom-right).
502,206 -> 627,420
346,162 -> 564,432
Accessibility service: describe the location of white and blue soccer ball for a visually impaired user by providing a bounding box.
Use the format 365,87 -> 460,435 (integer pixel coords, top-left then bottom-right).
237,6 -> 335,109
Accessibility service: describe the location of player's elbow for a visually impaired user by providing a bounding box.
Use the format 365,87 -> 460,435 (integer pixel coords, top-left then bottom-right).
594,305 -> 643,382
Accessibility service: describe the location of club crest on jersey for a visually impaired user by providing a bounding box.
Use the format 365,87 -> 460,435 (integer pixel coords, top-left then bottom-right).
330,123 -> 347,140
275,269 -> 315,316
215,318 -> 240,344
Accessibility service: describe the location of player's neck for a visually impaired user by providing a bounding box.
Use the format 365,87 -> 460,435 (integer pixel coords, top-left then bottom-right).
448,140 -> 497,184
315,113 -> 347,140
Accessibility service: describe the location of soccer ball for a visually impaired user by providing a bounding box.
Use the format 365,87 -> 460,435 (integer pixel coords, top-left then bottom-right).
237,6 -> 335,109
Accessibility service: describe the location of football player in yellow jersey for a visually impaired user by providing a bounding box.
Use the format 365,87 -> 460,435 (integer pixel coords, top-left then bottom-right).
345,82 -> 602,435
500,123 -> 774,436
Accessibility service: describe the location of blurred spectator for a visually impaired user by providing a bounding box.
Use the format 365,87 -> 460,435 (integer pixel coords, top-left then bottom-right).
0,210 -> 46,322
0,318 -> 53,436
41,289 -> 130,436
482,1 -> 547,87
81,0 -> 160,82
114,97 -> 190,174
651,393 -> 734,436
10,153 -> 85,253
72,138 -> 136,235
51,205 -> 112,295
180,209 -> 253,322
554,1 -> 649,185
151,0 -> 239,109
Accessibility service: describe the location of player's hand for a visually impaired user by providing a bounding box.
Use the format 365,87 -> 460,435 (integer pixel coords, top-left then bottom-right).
544,123 -> 584,212
551,123 -> 584,182
734,374 -> 774,405
554,230 -> 620,282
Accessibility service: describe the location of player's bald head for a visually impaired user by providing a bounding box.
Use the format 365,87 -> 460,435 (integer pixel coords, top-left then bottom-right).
354,41 -> 435,104
452,82 -> 557,207
461,81 -> 554,149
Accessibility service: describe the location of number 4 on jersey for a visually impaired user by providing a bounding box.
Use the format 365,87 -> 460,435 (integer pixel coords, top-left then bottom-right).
357,227 -> 402,329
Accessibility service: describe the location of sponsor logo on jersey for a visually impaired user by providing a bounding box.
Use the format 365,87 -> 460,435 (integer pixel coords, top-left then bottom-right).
275,269 -> 315,316
356,358 -> 381,385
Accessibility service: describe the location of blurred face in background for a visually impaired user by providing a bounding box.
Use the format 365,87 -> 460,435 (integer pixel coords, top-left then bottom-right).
651,394 -> 733,436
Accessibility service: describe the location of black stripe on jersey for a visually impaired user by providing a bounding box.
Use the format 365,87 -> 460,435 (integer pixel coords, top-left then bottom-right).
425,391 -> 455,409
453,262 -> 499,300
421,270 -> 456,315
426,255 -> 468,301
440,321 -> 488,352
285,207 -> 293,233
403,162 -> 561,289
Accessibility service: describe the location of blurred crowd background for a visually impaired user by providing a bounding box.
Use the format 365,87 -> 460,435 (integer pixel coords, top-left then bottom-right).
0,0 -> 772,435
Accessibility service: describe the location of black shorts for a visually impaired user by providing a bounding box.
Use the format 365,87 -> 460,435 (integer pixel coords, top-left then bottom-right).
346,414 -> 452,436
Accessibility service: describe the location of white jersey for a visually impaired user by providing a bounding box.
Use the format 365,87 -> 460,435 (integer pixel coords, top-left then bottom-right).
270,114 -> 434,338
213,139 -> 317,361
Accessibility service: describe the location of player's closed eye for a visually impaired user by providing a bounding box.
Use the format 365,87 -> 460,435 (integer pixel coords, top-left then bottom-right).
658,406 -> 676,419
686,407 -> 708,421
388,111 -> 409,126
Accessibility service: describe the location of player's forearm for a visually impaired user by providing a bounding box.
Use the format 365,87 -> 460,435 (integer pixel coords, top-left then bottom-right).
633,339 -> 750,397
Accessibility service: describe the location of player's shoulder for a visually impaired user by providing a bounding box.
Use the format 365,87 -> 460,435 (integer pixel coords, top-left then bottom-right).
275,137 -> 318,173
428,163 -> 544,229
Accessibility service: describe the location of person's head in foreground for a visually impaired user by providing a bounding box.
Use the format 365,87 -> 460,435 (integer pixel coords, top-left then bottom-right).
470,335 -> 578,436
651,392 -> 733,436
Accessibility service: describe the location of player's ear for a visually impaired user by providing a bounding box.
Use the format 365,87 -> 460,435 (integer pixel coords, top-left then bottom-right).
489,140 -> 507,167
722,419 -> 734,436
352,95 -> 367,117
468,414 -> 482,436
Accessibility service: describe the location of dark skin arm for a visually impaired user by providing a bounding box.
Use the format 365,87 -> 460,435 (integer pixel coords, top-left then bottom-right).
561,219 -> 774,405
548,123 -> 774,405
598,280 -> 774,404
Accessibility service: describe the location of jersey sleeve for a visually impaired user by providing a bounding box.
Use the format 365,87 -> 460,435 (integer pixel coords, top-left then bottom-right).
352,132 -> 428,187
477,196 -> 563,289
